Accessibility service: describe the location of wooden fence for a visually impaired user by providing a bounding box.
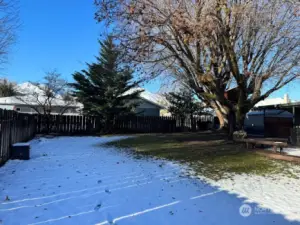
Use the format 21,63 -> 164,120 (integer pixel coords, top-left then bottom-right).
113,116 -> 176,133
35,114 -> 102,134
35,115 -> 213,134
291,127 -> 300,145
0,110 -> 213,165
0,110 -> 36,165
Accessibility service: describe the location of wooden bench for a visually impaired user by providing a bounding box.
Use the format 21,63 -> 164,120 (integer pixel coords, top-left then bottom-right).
236,138 -> 288,153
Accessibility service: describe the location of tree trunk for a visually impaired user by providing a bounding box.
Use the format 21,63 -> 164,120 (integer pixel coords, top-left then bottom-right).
45,114 -> 51,134
104,115 -> 113,133
214,108 -> 228,130
227,110 -> 236,140
236,110 -> 246,130
180,117 -> 185,132
236,92 -> 247,131
190,114 -> 196,132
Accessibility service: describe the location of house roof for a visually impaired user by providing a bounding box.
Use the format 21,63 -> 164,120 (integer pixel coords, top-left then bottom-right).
0,96 -> 82,107
18,82 -> 170,109
247,109 -> 293,118
124,88 -> 169,109
0,82 -> 167,109
0,82 -> 83,107
255,98 -> 287,107
254,94 -> 294,108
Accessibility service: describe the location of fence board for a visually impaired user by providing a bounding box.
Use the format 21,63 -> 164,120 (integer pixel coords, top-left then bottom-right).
0,110 -> 36,166
0,109 -> 213,166
291,128 -> 300,146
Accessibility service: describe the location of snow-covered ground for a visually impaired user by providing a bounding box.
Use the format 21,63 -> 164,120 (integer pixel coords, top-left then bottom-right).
0,136 -> 299,225
266,147 -> 300,157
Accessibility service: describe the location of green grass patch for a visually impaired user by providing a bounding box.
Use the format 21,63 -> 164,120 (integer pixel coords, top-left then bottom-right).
104,133 -> 297,180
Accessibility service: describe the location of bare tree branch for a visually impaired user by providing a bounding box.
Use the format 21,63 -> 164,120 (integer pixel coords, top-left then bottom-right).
95,0 -> 300,128
0,0 -> 19,67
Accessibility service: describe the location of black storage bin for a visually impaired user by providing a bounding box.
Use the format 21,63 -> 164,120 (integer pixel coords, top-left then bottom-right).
11,143 -> 30,160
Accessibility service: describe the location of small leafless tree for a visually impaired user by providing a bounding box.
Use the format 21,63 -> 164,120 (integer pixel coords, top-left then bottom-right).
95,0 -> 300,136
0,0 -> 19,66
18,71 -> 76,115
17,71 -> 76,132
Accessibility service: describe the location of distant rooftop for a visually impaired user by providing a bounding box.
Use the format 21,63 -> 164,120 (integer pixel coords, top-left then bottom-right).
255,94 -> 294,108
124,88 -> 169,109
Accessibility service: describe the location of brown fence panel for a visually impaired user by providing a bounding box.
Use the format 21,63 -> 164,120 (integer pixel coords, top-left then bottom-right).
111,116 -> 179,133
291,127 -> 300,146
0,109 -> 37,166
0,110 -> 213,165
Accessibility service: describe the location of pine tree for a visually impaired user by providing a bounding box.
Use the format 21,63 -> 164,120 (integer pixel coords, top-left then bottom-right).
165,89 -> 208,130
165,89 -> 202,118
71,37 -> 142,130
0,79 -> 18,97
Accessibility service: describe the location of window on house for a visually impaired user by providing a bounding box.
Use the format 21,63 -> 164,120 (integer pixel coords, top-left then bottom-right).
16,108 -> 21,112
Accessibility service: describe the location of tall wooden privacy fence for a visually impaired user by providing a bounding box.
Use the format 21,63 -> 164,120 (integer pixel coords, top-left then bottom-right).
113,116 -> 176,133
36,115 -> 213,134
35,115 -> 102,134
0,110 -> 36,165
0,110 -> 213,165
291,127 -> 300,146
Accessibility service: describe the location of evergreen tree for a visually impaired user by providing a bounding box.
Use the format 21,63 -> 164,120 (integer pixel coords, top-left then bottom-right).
0,79 -> 18,97
165,89 -> 202,119
71,37 -> 142,130
165,88 -> 209,130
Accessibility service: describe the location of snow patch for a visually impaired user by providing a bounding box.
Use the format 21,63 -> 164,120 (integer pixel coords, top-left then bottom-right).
0,136 -> 299,224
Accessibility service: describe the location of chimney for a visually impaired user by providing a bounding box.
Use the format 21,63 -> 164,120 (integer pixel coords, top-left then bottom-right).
283,94 -> 290,103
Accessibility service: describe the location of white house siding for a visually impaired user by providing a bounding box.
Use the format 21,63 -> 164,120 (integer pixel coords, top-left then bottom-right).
0,104 -> 79,115
0,105 -> 14,110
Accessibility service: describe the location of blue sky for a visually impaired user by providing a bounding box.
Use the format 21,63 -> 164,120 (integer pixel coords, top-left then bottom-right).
2,0 -> 299,100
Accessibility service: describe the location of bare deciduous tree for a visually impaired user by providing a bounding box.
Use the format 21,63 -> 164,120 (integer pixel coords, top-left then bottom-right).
16,71 -> 77,133
0,0 -> 19,66
17,71 -> 76,116
95,0 -> 300,136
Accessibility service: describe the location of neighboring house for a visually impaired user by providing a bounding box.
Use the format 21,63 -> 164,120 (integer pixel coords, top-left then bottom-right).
0,84 -> 167,116
0,82 -> 82,115
128,88 -> 168,117
244,110 -> 293,138
0,96 -> 81,115
254,94 -> 292,107
244,94 -> 297,138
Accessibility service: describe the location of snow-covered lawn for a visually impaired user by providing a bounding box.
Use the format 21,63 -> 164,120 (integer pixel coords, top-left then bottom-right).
266,147 -> 300,157
0,136 -> 299,225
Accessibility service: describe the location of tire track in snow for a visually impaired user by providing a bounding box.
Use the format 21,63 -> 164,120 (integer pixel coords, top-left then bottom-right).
27,204 -> 119,225
25,191 -> 222,225
0,171 -> 183,211
1,168 -> 179,204
95,191 -> 222,225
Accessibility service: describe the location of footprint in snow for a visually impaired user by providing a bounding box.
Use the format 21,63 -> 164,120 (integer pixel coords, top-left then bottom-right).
94,203 -> 102,211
